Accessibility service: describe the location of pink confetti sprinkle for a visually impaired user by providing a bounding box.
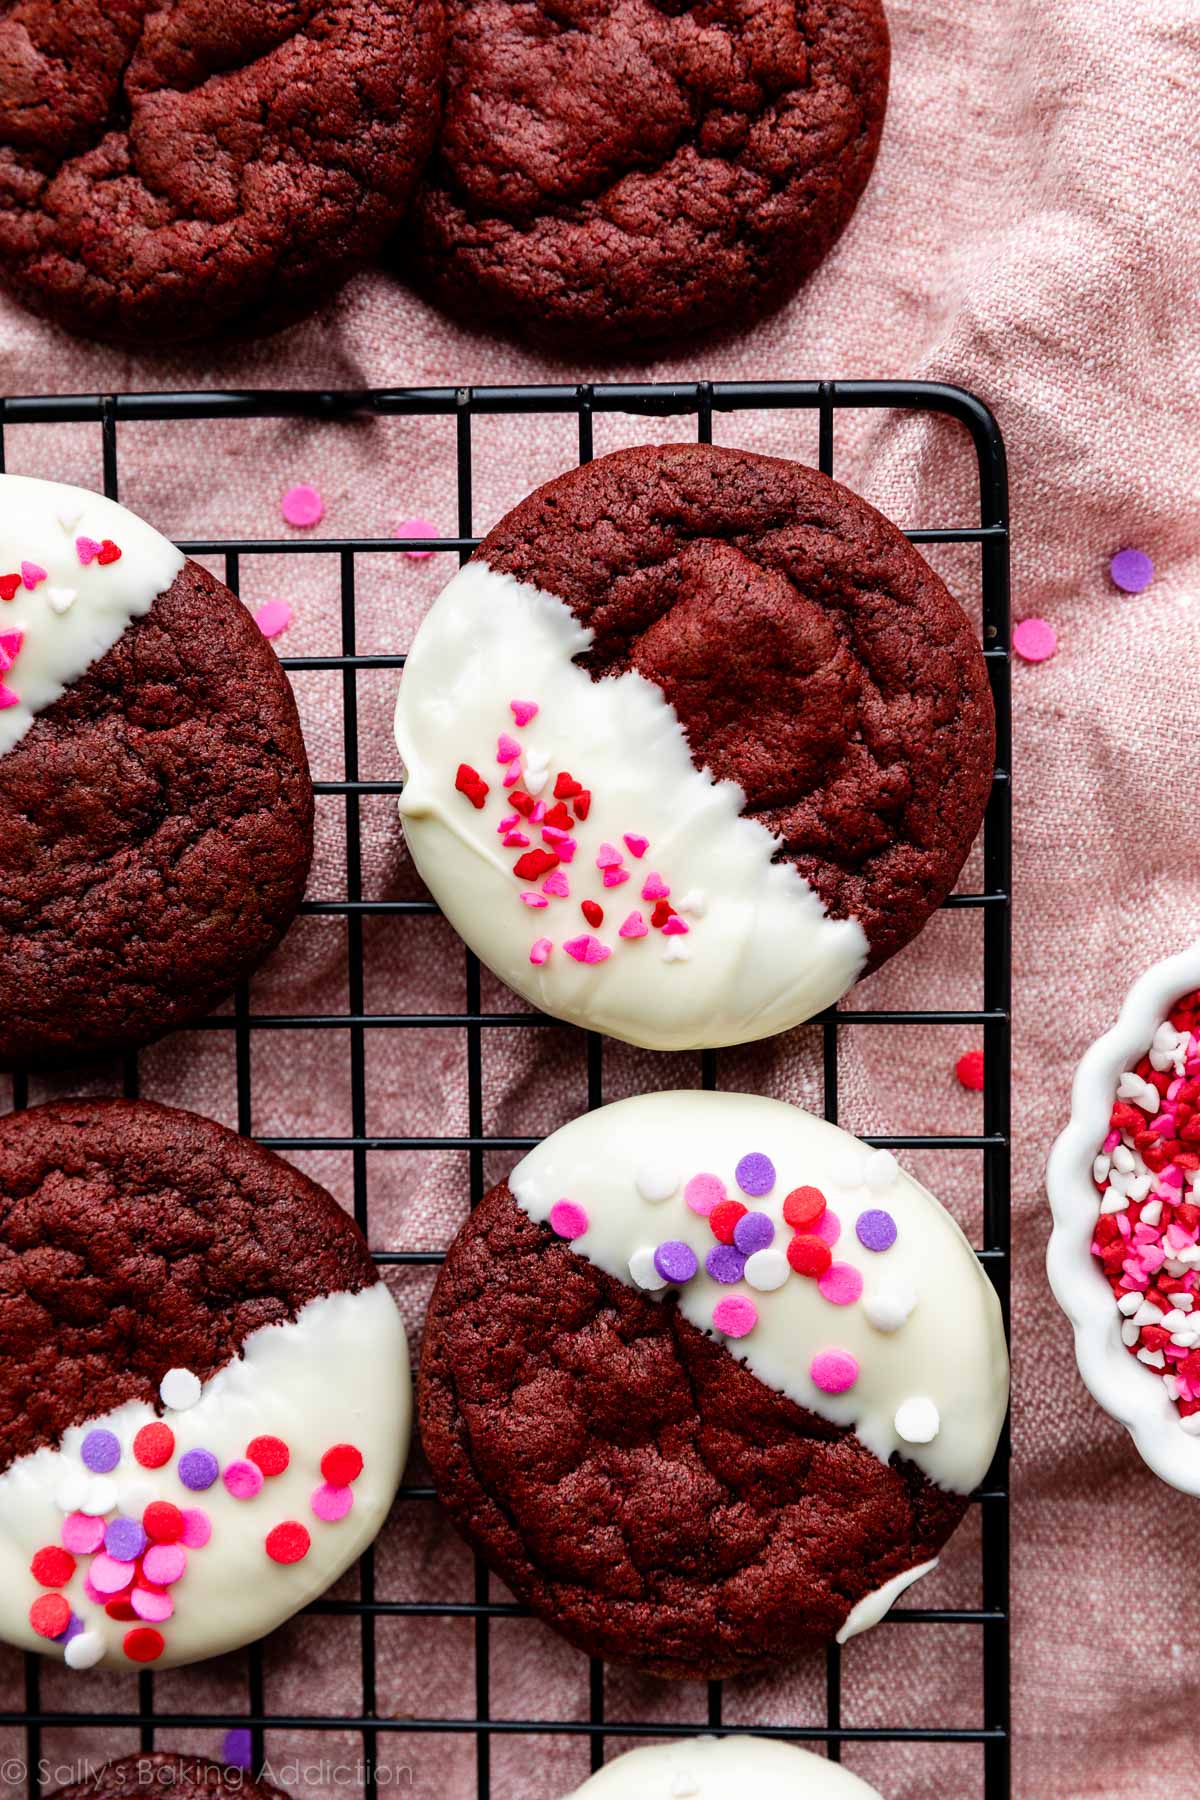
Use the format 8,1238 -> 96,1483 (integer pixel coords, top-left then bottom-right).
529,937 -> 553,965
496,733 -> 522,764
603,867 -> 630,888
311,1482 -> 354,1523
0,683 -> 18,711
712,1296 -> 758,1339
641,872 -> 670,901
61,1512 -> 105,1555
20,562 -> 46,590
131,1588 -> 173,1623
396,517 -> 439,559
223,1459 -> 264,1501
1013,617 -> 1057,663
623,834 -> 649,859
550,1199 -> 589,1239
818,1262 -> 864,1307
813,1207 -> 842,1248
543,870 -> 569,898
89,1553 -> 134,1595
504,832 -> 531,848
810,1349 -> 859,1394
564,934 -> 610,965
685,1173 -> 726,1215
595,843 -> 622,869
282,485 -> 324,528
142,1544 -> 186,1586
255,600 -> 292,640
520,892 -> 548,908
75,536 -> 102,565
82,1575 -> 106,1607
618,911 -> 648,939
510,700 -> 538,726
661,915 -> 689,936
179,1508 -> 212,1549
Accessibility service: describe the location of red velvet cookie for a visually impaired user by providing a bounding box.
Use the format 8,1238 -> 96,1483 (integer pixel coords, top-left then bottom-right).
407,0 -> 889,351
0,474 -> 313,1069
48,1755 -> 286,1800
0,0 -> 447,345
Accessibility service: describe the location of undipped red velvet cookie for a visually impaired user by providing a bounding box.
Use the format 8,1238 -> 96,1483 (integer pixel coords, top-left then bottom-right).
395,444 -> 994,1052
0,474 -> 313,1069
0,0 -> 447,345
0,1099 -> 410,1672
420,1090 -> 1009,1679
48,1756 -> 287,1800
408,0 -> 889,351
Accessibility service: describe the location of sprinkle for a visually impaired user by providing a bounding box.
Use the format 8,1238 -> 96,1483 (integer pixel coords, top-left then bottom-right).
1012,617 -> 1057,663
0,574 -> 18,602
29,1595 -> 71,1640
705,1244 -> 747,1284
635,1163 -> 679,1203
223,1730 -> 255,1773
662,940 -> 690,963
542,870 -> 570,898
529,937 -> 553,964
223,1459 -> 265,1501
74,536 -> 102,566
783,1186 -> 826,1230
549,1199 -> 589,1239
55,1472 -> 90,1515
105,1599 -> 137,1622
564,933 -> 610,964
160,1368 -> 202,1411
105,1516 -> 147,1563
64,1630 -> 105,1670
954,1049 -> 986,1093
818,1262 -> 864,1307
813,1207 -> 843,1247
650,899 -> 674,929
661,915 -> 689,937
573,791 -> 591,820
248,1436 -> 290,1477
514,849 -> 559,881
497,732 -> 522,764
510,700 -> 538,726
179,1508 -> 212,1549
143,1502 -> 184,1543
641,872 -> 670,901
281,485 -> 324,528
31,1546 -> 76,1588
61,1512 -> 105,1555
178,1448 -> 219,1492
90,1553 -> 136,1595
96,539 -> 122,565
132,1422 -> 175,1469
309,1481 -> 354,1523
603,867 -> 630,888
677,890 -> 707,918
733,1210 -> 775,1254
788,1234 -> 833,1277
628,1246 -> 669,1290
653,1241 -> 698,1284
47,587 -> 77,614
581,900 -> 604,927
20,562 -> 46,590
709,1199 -> 748,1244
856,1209 -> 898,1252
1109,547 -> 1154,593
712,1296 -> 758,1338
455,763 -> 489,808
735,1152 -> 776,1197
595,843 -> 623,869
810,1349 -> 859,1394
619,911 -> 648,939
894,1397 -> 941,1443
623,834 -> 649,859
743,1247 -> 790,1291
0,629 -> 23,672
81,1428 -> 121,1474
395,517 -> 439,558
142,1543 -> 186,1585
266,1522 -> 311,1564
123,1627 -> 165,1663
80,1477 -> 117,1516
862,1280 -> 917,1332
684,1173 -> 725,1216
131,1589 -> 173,1624
0,682 -> 19,710
255,600 -> 293,639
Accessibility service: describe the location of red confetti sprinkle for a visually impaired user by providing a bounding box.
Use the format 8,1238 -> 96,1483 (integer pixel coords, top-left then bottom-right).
123,1627 -> 165,1663
513,848 -> 559,881
955,1049 -> 985,1091
247,1434 -> 291,1477
554,773 -> 582,800
106,1600 -> 139,1622
29,1595 -> 70,1639
709,1200 -> 748,1245
581,900 -> 603,927
134,1422 -> 175,1468
787,1234 -> 833,1278
266,1522 -> 311,1564
320,1443 -> 364,1486
143,1501 -> 184,1544
573,791 -> 591,821
31,1546 -> 75,1589
782,1187 -> 827,1230
96,539 -> 123,566
0,574 -> 19,602
454,763 -> 488,809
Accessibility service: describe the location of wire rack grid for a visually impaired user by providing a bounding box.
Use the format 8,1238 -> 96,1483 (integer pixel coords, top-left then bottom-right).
0,378 -> 1012,1800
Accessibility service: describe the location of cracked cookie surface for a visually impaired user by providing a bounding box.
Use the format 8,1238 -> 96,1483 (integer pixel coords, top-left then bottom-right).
0,0 -> 447,344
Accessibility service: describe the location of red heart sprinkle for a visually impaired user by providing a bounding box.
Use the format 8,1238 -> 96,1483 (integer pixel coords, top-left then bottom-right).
542,801 -> 572,830
554,772 -> 582,800
514,848 -> 560,880
96,539 -> 122,565
454,763 -> 489,809
650,900 -> 675,929
573,790 -> 591,820
0,574 -> 19,602
510,789 -> 535,816
581,900 -> 603,927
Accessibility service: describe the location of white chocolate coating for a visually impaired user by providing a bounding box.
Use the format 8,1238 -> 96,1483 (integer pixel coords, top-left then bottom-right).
565,1736 -> 883,1798
834,1558 -> 938,1644
394,563 -> 868,1051
0,475 -> 184,754
0,1285 -> 410,1670
511,1091 -> 1008,1494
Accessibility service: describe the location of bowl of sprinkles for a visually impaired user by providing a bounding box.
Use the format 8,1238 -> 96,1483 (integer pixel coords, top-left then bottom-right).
1047,941 -> 1200,1492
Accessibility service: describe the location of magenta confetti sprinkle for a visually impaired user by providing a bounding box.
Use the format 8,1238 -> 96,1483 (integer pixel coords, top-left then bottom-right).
856,1208 -> 898,1252
549,1199 -> 588,1239
281,484 -> 324,528
735,1152 -> 775,1197
396,517 -> 439,559
653,1241 -> 698,1284
81,1428 -> 120,1473
254,600 -> 292,639
712,1296 -> 757,1339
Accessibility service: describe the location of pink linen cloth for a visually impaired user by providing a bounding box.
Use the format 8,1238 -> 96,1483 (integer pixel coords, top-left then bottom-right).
1,1 -> 1198,1795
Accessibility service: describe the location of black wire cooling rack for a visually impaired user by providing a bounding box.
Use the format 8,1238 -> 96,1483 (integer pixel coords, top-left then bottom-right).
0,380 -> 1012,1800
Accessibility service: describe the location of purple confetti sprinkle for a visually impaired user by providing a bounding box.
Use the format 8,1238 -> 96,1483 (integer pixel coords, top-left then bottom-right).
735,1152 -> 775,1197
1109,547 -> 1154,594
104,1515 -> 147,1563
654,1240 -> 699,1284
706,1244 -> 748,1285
855,1209 -> 898,1253
60,1612 -> 85,1645
81,1428 -> 121,1474
223,1730 -> 254,1773
178,1448 -> 219,1492
733,1210 -> 775,1255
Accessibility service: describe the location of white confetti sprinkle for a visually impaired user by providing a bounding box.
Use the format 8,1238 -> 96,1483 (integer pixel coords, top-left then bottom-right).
635,1163 -> 679,1203
1181,1413 -> 1200,1436
743,1247 -> 789,1292
628,1246 -> 668,1291
863,1149 -> 899,1191
160,1367 -> 202,1411
80,1476 -> 116,1516
64,1631 -> 105,1671
55,1470 -> 90,1514
862,1279 -> 917,1334
894,1397 -> 940,1444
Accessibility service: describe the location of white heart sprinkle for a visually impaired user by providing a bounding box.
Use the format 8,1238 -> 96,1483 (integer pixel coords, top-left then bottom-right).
47,586 -> 77,614
662,941 -> 690,962
677,890 -> 707,918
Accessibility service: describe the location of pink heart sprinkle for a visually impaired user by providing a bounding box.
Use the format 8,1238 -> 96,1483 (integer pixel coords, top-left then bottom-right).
619,911 -> 648,939
542,870 -> 569,898
497,733 -> 522,764
503,832 -> 530,848
641,872 -> 670,901
623,834 -> 649,859
661,915 -> 690,936
503,765 -> 522,787
20,561 -> 46,590
555,837 -> 578,864
75,536 -> 102,565
564,934 -> 611,965
497,813 -> 519,834
520,892 -> 548,908
0,629 -> 22,671
510,700 -> 538,726
0,682 -> 18,711
531,801 -> 547,823
542,825 -> 571,843
254,600 -> 292,639
595,843 -> 622,869
529,937 -> 553,965
603,867 -> 630,888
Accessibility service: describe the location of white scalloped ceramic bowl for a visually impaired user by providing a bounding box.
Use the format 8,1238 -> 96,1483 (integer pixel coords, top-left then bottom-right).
1047,940 -> 1200,1494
